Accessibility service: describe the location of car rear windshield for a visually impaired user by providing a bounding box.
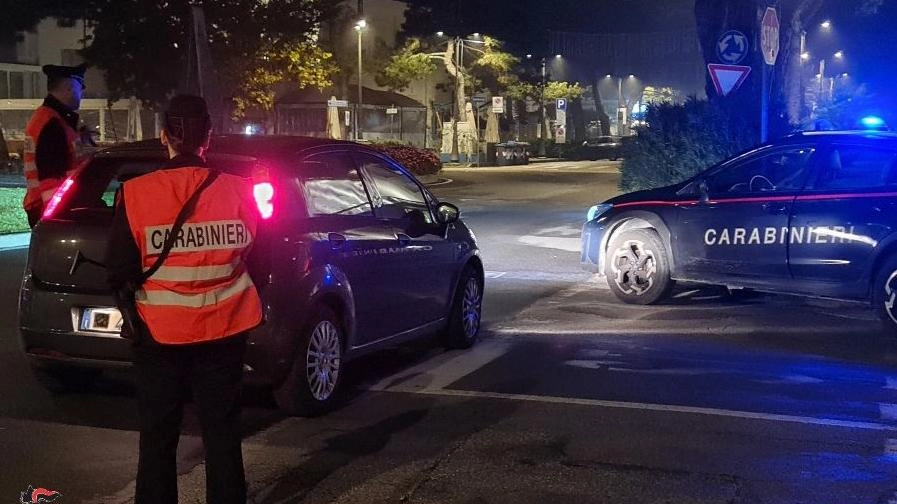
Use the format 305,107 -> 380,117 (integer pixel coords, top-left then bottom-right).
61,154 -> 257,215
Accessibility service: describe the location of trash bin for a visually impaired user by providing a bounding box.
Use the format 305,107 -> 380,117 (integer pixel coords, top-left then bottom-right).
496,141 -> 530,166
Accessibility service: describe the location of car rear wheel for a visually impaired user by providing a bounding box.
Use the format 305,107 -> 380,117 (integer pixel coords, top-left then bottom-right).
605,229 -> 674,305
873,255 -> 897,336
441,265 -> 483,349
273,305 -> 344,417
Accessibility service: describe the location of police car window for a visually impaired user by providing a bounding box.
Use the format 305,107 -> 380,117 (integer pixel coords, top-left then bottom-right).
299,153 -> 373,217
812,147 -> 897,190
353,152 -> 433,222
705,148 -> 814,196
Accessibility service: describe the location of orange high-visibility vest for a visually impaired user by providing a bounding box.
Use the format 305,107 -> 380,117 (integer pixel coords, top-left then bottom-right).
22,106 -> 85,213
123,166 -> 263,345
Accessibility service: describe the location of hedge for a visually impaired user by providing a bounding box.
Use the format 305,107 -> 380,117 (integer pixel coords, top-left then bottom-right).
619,99 -> 757,193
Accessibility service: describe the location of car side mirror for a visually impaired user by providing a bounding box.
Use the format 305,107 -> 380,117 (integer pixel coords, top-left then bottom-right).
698,180 -> 710,203
435,202 -> 460,225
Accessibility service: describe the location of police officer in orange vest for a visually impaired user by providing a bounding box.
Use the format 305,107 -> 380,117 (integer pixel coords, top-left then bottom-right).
22,63 -> 89,227
106,95 -> 266,504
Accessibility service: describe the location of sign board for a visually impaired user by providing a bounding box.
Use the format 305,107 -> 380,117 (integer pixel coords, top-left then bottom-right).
472,95 -> 488,107
492,96 -> 505,113
344,110 -> 351,127
716,30 -> 749,65
328,98 -> 349,108
556,98 -> 567,112
386,107 -> 399,115
761,7 -> 780,65
708,64 -> 752,96
555,124 -> 567,145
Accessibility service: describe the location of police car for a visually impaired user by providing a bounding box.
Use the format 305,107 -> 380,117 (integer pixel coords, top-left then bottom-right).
18,136 -> 483,416
581,130 -> 897,332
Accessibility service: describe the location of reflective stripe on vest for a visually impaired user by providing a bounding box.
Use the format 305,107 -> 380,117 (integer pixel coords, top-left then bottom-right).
145,263 -> 239,282
124,166 -> 263,345
136,271 -> 254,308
22,106 -> 83,211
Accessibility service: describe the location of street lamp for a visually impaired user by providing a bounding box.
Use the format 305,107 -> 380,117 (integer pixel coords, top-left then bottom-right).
354,19 -> 367,141
821,20 -> 832,30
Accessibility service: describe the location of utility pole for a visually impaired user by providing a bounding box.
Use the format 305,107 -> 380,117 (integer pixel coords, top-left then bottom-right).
538,57 -> 547,157
450,37 -> 461,163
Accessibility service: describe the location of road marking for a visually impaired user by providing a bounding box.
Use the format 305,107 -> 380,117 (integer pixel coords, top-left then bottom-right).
517,235 -> 581,252
384,387 -> 897,432
367,339 -> 511,392
490,325 -> 871,336
484,270 -> 596,282
536,224 -> 583,237
881,403 -> 897,421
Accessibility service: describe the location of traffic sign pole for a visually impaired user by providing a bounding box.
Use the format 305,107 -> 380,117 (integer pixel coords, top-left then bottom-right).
760,7 -> 780,143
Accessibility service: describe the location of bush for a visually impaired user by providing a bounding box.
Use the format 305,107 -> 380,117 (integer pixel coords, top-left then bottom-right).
368,142 -> 442,177
619,98 -> 757,193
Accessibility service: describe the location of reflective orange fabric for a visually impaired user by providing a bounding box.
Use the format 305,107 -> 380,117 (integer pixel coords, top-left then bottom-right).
22,106 -> 83,213
123,166 -> 263,344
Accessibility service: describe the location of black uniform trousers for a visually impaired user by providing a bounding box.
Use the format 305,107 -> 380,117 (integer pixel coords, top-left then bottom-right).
133,332 -> 248,504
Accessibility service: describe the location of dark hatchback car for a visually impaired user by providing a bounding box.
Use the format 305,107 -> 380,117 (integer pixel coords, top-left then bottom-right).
581,131 -> 897,332
19,135 -> 483,416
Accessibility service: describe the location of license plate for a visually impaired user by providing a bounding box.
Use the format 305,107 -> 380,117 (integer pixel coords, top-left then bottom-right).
79,307 -> 124,335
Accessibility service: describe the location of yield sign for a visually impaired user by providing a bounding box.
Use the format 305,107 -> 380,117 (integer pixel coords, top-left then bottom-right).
708,64 -> 752,96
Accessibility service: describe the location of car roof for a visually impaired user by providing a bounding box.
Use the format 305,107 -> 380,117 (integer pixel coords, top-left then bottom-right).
93,135 -> 359,161
780,130 -> 897,145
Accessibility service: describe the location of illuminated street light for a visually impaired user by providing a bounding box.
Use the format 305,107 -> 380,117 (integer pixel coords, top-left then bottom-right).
834,50 -> 844,60
354,19 -> 367,141
555,54 -> 562,59
841,72 -> 849,78
436,31 -> 444,37
821,20 -> 832,30
526,54 -> 532,59
472,32 -> 480,37
801,52 -> 810,61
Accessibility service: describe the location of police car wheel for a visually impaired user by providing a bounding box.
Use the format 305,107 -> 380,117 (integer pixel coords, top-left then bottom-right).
873,256 -> 897,336
31,363 -> 101,393
442,265 -> 483,349
605,229 -> 673,305
273,305 -> 344,417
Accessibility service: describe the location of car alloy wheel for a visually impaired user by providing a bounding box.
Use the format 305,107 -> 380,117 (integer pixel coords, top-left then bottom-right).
604,228 -> 674,305
610,238 -> 658,296
306,320 -> 342,401
461,275 -> 482,340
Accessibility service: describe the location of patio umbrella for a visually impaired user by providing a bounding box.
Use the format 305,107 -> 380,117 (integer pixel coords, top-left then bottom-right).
326,97 -> 343,140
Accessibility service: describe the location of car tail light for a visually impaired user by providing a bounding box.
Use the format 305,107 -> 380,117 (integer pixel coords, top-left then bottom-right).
253,182 -> 274,219
41,177 -> 76,219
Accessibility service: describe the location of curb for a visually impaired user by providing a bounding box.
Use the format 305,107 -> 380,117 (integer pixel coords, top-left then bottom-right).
0,232 -> 31,250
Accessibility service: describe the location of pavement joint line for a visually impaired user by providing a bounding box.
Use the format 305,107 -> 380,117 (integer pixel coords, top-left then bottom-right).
383,387 -> 897,432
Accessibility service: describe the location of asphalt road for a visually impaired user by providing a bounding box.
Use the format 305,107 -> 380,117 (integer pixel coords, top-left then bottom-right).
3,160 -> 897,503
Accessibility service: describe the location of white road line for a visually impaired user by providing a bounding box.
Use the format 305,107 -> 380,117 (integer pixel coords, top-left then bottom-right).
384,387 -> 897,432
367,339 -> 511,392
517,235 -> 582,252
490,325 -> 871,336
881,403 -> 897,421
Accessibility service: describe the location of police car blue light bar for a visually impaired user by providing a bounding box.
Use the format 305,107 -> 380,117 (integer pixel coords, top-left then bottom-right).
859,116 -> 888,130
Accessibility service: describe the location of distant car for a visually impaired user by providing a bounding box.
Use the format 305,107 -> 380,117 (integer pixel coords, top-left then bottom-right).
18,136 -> 484,416
581,131 -> 897,333
582,135 -> 623,161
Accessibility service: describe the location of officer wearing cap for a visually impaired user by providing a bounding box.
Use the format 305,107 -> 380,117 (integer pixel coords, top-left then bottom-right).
22,63 -> 89,227
106,95 -> 267,504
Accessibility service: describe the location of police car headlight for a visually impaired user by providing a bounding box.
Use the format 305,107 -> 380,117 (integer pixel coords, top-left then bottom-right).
586,203 -> 613,222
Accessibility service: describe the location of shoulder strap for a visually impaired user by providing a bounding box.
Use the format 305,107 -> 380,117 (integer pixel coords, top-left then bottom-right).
139,169 -> 221,283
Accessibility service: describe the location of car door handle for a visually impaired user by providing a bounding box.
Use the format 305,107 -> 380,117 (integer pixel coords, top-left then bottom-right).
763,201 -> 789,214
396,233 -> 411,247
328,233 -> 347,250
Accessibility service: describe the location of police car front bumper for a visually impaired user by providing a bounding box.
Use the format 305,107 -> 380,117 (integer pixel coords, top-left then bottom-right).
581,219 -> 610,274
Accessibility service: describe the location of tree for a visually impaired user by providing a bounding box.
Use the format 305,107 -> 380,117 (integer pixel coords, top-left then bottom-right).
77,0 -> 337,116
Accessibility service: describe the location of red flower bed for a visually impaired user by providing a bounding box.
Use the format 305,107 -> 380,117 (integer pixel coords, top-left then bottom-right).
369,143 -> 442,177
